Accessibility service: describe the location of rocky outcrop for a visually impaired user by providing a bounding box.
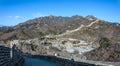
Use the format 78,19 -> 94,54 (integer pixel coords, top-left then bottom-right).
8,37 -> 93,61
84,43 -> 120,61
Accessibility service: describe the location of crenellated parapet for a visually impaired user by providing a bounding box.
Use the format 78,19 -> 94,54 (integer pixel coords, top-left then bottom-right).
0,45 -> 24,66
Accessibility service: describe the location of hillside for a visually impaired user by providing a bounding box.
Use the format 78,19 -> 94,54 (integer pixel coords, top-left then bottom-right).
0,15 -> 92,41
84,43 -> 120,61
0,15 -> 120,61
0,15 -> 120,42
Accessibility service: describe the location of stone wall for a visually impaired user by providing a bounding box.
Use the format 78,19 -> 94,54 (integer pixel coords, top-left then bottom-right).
0,45 -> 24,66
26,54 -> 96,66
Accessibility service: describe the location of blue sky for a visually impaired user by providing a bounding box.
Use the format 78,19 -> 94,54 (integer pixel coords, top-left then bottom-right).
0,0 -> 120,26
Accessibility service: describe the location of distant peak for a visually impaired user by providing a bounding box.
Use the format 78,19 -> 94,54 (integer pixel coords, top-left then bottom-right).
72,15 -> 83,18
48,15 -> 56,18
71,15 -> 84,20
0,24 -> 4,27
85,15 -> 97,21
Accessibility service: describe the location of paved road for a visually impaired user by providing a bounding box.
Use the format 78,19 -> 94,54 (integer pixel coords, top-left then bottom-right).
23,57 -> 60,66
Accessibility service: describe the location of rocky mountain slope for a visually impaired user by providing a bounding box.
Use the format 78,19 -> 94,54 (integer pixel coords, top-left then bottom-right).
0,15 -> 120,61
84,43 -> 120,61
0,15 -> 92,41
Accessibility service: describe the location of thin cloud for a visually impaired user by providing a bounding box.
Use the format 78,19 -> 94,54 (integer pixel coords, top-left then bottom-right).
7,16 -> 13,18
33,12 -> 46,17
14,16 -> 21,19
7,16 -> 22,19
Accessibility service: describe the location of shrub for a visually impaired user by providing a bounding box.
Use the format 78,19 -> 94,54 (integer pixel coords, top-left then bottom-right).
31,44 -> 37,51
62,41 -> 67,45
43,42 -> 52,46
73,41 -> 80,44
99,37 -> 112,48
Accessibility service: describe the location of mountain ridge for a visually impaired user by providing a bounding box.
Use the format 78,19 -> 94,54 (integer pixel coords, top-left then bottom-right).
0,15 -> 120,61
0,15 -> 120,44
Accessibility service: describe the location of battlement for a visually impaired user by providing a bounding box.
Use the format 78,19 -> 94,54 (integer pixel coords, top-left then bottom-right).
0,45 -> 24,66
